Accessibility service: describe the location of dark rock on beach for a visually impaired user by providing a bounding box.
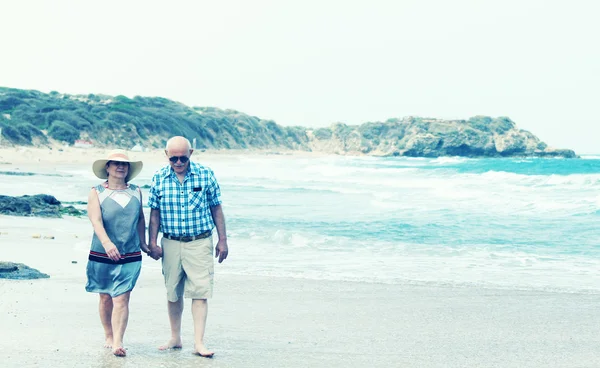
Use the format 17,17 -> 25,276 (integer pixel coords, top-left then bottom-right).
0,171 -> 35,176
0,262 -> 50,280
60,205 -> 86,217
0,194 -> 86,217
0,194 -> 62,217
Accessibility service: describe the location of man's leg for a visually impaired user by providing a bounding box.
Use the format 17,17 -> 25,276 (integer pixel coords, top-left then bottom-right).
99,293 -> 113,348
192,298 -> 214,357
160,237 -> 185,350
159,298 -> 184,350
111,291 -> 131,357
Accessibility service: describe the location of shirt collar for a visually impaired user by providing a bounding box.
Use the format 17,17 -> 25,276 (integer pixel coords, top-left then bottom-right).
161,162 -> 198,179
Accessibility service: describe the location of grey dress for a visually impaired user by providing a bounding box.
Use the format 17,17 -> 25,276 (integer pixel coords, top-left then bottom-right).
85,183 -> 142,297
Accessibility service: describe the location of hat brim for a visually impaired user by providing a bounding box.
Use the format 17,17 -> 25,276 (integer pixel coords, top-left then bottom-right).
92,159 -> 143,182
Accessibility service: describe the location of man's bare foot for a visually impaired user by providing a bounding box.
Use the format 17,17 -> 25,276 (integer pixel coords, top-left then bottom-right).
193,344 -> 214,358
104,338 -> 113,349
113,347 -> 127,357
158,338 -> 182,350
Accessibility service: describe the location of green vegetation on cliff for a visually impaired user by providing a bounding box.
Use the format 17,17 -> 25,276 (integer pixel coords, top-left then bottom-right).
0,87 -> 307,150
0,87 -> 576,158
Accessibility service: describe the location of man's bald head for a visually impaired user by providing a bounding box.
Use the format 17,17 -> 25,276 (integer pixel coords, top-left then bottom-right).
166,136 -> 192,154
165,136 -> 194,175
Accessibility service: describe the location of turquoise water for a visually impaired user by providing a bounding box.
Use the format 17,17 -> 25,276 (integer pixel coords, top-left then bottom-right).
3,154 -> 600,293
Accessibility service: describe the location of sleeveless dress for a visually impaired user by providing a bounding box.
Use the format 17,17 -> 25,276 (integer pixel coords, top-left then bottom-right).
85,183 -> 143,297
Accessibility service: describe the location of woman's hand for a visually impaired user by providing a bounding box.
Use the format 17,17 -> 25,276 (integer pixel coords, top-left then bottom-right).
103,241 -> 121,262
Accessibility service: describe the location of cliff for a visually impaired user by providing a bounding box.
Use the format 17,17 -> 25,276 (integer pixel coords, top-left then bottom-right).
308,116 -> 576,158
0,87 -> 576,158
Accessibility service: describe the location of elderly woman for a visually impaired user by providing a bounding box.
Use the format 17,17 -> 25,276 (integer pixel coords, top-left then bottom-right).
85,149 -> 150,357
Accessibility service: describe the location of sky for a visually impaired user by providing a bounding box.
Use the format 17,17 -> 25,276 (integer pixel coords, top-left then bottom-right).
0,0 -> 598,153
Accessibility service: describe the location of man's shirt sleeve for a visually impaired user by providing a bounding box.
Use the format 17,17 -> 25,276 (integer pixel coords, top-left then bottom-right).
206,169 -> 222,207
148,173 -> 160,209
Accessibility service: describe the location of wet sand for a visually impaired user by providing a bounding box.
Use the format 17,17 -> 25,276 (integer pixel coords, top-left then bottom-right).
2,215 -> 600,368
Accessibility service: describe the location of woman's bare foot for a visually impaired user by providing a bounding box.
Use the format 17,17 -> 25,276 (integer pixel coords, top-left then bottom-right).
193,344 -> 214,358
158,337 -> 182,350
104,338 -> 113,349
113,346 -> 127,357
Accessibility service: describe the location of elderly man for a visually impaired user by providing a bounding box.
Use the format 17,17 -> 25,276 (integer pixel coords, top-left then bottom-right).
147,136 -> 228,357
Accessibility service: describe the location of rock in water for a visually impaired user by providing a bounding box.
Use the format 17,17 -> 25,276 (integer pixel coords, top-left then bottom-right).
0,194 -> 85,217
0,194 -> 62,217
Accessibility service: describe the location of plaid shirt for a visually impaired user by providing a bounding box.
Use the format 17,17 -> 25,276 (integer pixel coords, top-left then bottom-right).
148,161 -> 222,237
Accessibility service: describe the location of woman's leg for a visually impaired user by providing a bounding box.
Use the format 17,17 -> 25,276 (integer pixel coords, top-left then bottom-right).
111,291 -> 131,356
99,293 -> 113,348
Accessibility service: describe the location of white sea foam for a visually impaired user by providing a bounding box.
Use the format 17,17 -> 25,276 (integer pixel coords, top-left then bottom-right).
226,232 -> 600,293
430,156 -> 469,164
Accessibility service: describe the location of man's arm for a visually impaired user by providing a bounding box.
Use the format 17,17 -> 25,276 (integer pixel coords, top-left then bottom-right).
148,208 -> 162,260
210,204 -> 228,263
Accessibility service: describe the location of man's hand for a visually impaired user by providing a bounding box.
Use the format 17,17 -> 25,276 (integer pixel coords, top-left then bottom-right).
215,239 -> 228,263
148,244 -> 162,260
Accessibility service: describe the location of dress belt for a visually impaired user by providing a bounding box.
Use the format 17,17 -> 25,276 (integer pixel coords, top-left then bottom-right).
163,231 -> 211,242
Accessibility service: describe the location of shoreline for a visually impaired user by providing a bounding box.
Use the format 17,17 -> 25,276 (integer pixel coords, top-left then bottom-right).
0,146 -> 581,167
0,146 -> 330,166
1,213 -> 599,296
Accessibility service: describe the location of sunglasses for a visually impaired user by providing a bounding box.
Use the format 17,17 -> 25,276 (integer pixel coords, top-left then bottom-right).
169,156 -> 190,163
108,161 -> 129,167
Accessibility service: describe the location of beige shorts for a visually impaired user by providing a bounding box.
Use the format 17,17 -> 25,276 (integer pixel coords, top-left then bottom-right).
161,236 -> 214,302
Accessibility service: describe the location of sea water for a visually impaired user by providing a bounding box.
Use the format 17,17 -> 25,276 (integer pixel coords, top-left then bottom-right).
2,154 -> 600,293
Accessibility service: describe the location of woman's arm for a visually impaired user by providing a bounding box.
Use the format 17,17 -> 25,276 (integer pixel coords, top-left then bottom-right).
87,188 -> 121,262
137,188 -> 149,254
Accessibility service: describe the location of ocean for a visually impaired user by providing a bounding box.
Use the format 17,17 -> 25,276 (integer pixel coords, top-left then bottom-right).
3,153 -> 600,294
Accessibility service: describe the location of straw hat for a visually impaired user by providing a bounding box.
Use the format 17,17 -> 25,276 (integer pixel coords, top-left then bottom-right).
92,149 -> 143,182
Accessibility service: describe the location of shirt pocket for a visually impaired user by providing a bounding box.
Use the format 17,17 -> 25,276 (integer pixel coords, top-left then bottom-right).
188,189 -> 205,210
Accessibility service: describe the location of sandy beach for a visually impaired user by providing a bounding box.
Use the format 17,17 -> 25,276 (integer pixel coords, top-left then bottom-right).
2,214 -> 600,368
2,147 -> 600,367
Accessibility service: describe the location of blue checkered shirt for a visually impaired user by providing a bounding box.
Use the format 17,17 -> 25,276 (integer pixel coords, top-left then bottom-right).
148,161 -> 222,237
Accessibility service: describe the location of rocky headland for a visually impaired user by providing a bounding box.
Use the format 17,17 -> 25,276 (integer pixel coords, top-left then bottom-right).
0,87 -> 577,158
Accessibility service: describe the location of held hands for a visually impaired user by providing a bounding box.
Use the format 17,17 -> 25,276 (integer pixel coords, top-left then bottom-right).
102,241 -> 121,262
140,243 -> 151,257
215,239 -> 228,263
147,244 -> 162,260
104,240 -> 161,262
